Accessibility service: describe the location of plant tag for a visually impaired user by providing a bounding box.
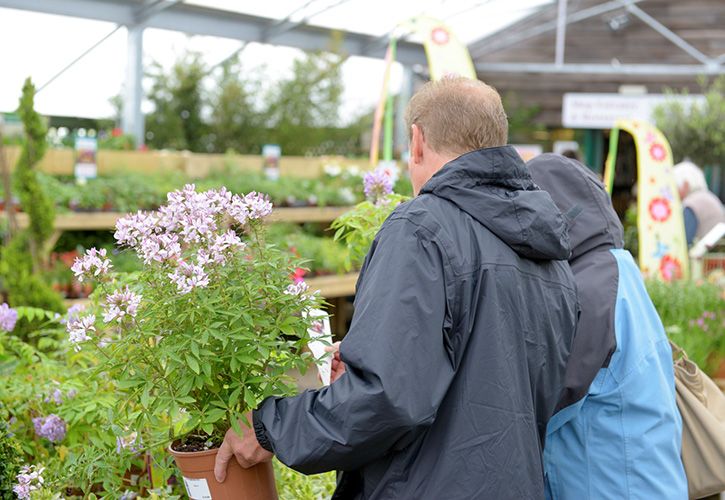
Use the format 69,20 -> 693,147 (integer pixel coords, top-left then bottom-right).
305,308 -> 333,386
183,477 -> 212,499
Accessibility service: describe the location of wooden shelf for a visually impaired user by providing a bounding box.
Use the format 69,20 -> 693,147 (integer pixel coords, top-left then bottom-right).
306,272 -> 358,298
268,206 -> 353,223
2,206 -> 353,231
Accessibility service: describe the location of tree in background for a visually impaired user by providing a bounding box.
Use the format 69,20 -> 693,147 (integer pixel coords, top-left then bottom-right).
0,79 -> 63,312
208,55 -> 265,154
143,43 -> 365,156
502,91 -> 545,144
13,79 -> 55,258
263,49 -> 346,155
145,52 -> 208,151
654,76 -> 725,168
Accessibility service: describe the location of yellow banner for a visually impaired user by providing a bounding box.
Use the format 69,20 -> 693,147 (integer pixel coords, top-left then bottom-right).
407,16 -> 476,81
605,119 -> 689,281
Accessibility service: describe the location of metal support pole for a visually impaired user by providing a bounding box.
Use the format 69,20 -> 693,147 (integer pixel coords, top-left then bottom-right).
619,0 -> 712,65
555,0 -> 568,67
122,25 -> 144,147
395,66 -> 414,158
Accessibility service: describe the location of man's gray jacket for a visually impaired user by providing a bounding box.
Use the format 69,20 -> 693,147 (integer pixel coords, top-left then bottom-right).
253,146 -> 579,499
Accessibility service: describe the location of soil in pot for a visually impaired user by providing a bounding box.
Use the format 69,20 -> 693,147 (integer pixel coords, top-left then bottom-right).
170,438 -> 278,500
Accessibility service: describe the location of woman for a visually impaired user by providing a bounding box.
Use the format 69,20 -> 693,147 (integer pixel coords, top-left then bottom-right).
529,154 -> 687,499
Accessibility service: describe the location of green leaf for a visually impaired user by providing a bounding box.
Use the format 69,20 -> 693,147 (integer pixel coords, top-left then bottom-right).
204,408 -> 227,424
185,354 -> 200,375
228,386 -> 242,408
243,389 -> 257,410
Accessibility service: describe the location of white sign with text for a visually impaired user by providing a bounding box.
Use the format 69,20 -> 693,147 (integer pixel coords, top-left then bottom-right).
562,93 -> 705,129
183,477 -> 212,500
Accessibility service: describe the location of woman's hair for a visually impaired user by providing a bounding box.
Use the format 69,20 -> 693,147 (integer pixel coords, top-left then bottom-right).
673,160 -> 708,194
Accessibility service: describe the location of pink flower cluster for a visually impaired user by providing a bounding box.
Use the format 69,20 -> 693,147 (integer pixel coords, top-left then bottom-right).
114,185 -> 268,295
60,303 -> 86,325
67,314 -> 96,351
103,286 -> 142,323
32,414 -> 66,442
0,302 -> 18,332
13,465 -> 44,499
169,262 -> 210,295
71,248 -> 112,282
228,191 -> 273,225
285,281 -> 310,297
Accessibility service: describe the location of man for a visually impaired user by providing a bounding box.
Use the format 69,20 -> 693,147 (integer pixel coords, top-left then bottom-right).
215,77 -> 578,499
529,154 -> 687,499
673,160 -> 724,246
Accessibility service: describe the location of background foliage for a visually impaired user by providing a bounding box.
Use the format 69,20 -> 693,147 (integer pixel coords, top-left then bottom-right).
653,76 -> 725,168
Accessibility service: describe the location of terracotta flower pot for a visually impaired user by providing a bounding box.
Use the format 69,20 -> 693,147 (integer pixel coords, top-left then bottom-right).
169,446 -> 278,500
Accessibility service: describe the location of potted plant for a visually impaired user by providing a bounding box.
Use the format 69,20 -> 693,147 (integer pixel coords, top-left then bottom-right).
66,184 -> 321,498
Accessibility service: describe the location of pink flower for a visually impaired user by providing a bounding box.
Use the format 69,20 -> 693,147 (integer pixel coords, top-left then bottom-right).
291,268 -> 306,284
168,261 -> 210,295
228,192 -> 273,225
71,248 -> 112,282
103,286 -> 142,323
67,314 -> 96,350
115,211 -> 158,248
284,281 -> 310,297
208,230 -> 245,264
659,255 -> 682,282
139,233 -> 182,265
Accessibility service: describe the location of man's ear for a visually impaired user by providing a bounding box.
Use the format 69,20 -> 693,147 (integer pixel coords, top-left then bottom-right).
410,124 -> 424,164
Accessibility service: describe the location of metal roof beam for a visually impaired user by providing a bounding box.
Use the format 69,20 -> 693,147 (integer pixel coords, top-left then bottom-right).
475,62 -> 725,76
468,0 -> 643,59
617,0 -> 712,65
0,0 -> 426,65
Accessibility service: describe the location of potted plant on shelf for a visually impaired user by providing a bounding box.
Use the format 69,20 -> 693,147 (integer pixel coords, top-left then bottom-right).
66,184 -> 321,499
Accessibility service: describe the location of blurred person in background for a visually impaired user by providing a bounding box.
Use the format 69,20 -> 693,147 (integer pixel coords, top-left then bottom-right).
214,77 -> 578,499
530,154 -> 687,500
673,160 -> 725,246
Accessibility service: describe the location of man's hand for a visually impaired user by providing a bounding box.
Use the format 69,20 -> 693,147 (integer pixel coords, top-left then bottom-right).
213,412 -> 274,483
325,341 -> 347,383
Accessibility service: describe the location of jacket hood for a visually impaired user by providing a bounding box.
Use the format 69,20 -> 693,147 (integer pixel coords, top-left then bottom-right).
420,146 -> 571,260
527,154 -> 623,260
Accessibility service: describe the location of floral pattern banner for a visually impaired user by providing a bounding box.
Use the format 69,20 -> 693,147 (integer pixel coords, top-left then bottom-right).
616,119 -> 689,281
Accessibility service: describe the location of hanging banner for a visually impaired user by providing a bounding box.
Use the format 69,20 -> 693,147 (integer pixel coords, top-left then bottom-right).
369,42 -> 396,168
369,17 -> 476,166
408,15 -> 476,81
604,119 -> 689,281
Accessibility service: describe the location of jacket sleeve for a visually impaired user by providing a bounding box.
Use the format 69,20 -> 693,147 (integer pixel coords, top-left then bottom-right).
253,217 -> 456,474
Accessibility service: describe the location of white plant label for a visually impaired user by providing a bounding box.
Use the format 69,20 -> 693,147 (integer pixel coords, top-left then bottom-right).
305,308 -> 333,385
183,477 -> 212,500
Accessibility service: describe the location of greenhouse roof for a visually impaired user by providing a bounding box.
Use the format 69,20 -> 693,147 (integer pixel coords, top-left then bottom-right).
0,0 -> 553,66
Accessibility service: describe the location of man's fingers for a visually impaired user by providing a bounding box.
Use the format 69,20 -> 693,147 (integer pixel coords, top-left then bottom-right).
234,451 -> 251,469
214,439 -> 234,483
323,341 -> 341,353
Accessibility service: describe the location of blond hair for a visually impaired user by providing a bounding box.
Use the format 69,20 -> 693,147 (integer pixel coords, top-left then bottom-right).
404,77 -> 508,156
